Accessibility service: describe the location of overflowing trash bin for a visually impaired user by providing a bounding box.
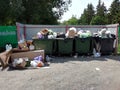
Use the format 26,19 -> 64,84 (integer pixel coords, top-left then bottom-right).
31,27 -> 117,56
32,28 -> 57,55
92,28 -> 116,56
75,37 -> 93,55
93,36 -> 115,55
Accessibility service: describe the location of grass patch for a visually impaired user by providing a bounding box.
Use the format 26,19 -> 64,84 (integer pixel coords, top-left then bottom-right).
117,43 -> 120,54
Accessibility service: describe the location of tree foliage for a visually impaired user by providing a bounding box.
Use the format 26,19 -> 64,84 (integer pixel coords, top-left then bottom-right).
61,0 -> 120,25
0,0 -> 71,25
78,3 -> 95,25
90,0 -> 107,25
109,0 -> 120,24
78,9 -> 88,25
1,0 -> 120,25
0,0 -> 11,25
90,16 -> 107,25
62,15 -> 78,25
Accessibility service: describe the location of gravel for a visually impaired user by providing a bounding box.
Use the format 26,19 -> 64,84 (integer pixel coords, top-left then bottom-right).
0,55 -> 120,90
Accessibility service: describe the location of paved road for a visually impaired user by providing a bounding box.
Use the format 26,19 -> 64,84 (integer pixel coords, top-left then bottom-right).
0,56 -> 120,90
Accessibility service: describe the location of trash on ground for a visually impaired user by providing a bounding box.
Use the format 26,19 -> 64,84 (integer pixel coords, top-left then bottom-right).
95,68 -> 100,71
42,67 -> 50,69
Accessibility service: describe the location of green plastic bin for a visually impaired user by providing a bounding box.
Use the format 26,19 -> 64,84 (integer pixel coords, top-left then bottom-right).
33,39 -> 56,55
100,38 -> 114,54
75,37 -> 92,54
57,38 -> 74,55
0,26 -> 18,52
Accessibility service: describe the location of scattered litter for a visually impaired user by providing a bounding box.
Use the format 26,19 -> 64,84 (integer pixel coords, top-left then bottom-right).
93,48 -> 101,58
94,52 -> 101,58
74,55 -> 77,59
74,53 -> 78,58
42,67 -> 50,69
29,44 -> 35,50
95,68 -> 100,71
5,44 -> 12,51
45,55 -> 53,66
10,54 -> 45,70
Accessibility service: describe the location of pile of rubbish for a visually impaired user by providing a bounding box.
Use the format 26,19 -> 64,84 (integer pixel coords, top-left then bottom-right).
31,27 -> 116,57
0,27 -> 117,71
12,55 -> 44,69
0,49 -> 52,71
33,27 -> 92,39
33,28 -> 57,39
33,27 -> 115,39
93,28 -> 115,38
5,34 -> 36,52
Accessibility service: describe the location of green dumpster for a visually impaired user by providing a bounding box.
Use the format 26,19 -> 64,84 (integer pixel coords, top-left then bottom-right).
0,26 -> 18,52
93,37 -> 114,55
75,37 -> 92,55
33,39 -> 56,55
57,38 -> 74,55
100,38 -> 114,54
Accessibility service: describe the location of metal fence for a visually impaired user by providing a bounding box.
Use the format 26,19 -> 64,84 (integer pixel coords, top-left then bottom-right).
16,22 -> 119,40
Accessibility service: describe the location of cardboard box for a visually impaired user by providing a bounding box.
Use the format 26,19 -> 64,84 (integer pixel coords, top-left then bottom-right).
0,50 -> 12,70
11,50 -> 45,62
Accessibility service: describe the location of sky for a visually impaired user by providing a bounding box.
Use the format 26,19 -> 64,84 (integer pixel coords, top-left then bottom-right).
59,0 -> 113,22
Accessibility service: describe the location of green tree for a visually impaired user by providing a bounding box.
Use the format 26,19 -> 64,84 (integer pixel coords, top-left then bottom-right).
109,0 -> 120,24
86,4 -> 95,24
0,0 -> 10,25
78,3 -> 95,25
62,15 -> 78,25
0,0 -> 71,25
18,0 -> 71,24
91,0 -> 107,25
0,0 -> 25,25
9,0 -> 25,25
90,16 -> 106,25
78,9 -> 88,25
